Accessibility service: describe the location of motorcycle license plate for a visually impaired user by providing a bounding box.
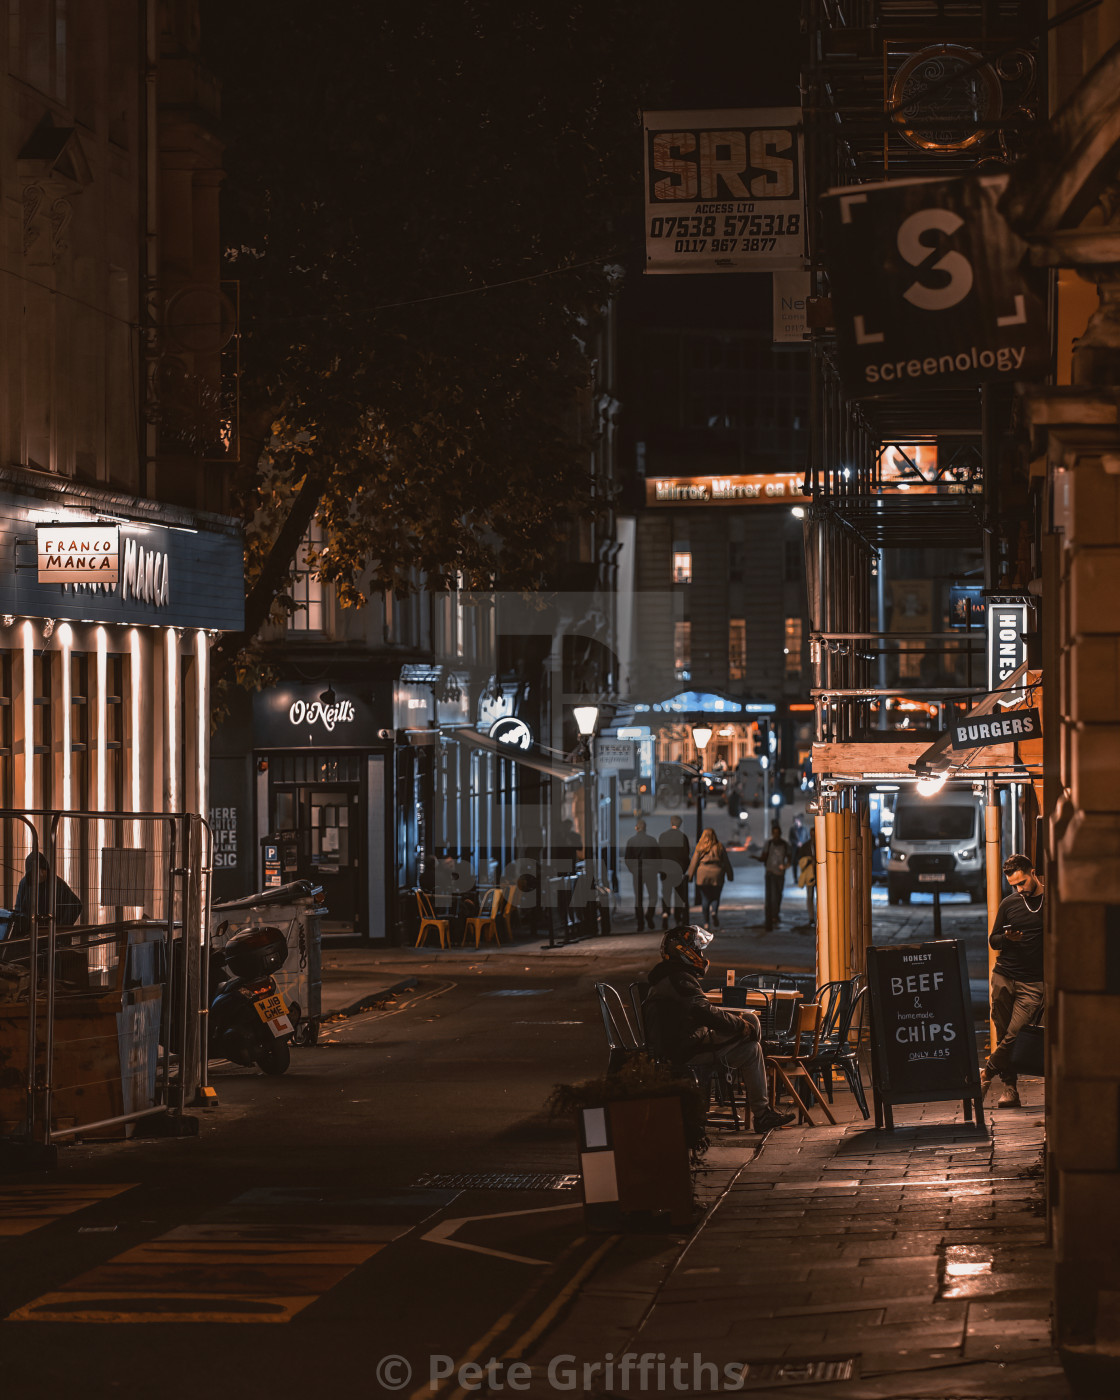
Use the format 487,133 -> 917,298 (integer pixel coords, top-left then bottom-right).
253,991 -> 291,1037
918,873 -> 947,883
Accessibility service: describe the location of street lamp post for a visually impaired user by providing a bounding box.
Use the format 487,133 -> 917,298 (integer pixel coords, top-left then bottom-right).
691,724 -> 713,847
573,705 -> 600,876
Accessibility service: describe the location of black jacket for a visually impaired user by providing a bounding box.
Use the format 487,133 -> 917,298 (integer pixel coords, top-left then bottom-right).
643,961 -> 752,1064
657,827 -> 691,872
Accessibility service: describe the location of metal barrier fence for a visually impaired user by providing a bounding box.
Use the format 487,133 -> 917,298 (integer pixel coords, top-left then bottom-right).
0,810 -> 210,1149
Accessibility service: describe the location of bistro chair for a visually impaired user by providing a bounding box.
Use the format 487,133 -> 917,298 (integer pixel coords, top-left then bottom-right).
766,1000 -> 836,1127
594,982 -> 640,1075
810,984 -> 870,1119
414,890 -> 451,949
462,887 -> 504,948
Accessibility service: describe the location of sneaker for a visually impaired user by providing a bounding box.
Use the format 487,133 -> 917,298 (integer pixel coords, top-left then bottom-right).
752,1107 -> 795,1133
996,1084 -> 1021,1109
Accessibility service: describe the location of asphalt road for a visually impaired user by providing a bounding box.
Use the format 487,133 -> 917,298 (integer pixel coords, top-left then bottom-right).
0,956 -> 658,1400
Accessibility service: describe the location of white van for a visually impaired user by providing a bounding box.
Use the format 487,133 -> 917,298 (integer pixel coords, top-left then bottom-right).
887,785 -> 985,905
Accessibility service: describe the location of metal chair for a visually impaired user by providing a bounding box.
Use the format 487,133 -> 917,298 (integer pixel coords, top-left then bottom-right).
462,887 -> 503,947
766,1000 -> 836,1126
414,890 -> 451,948
594,982 -> 640,1074
810,984 -> 870,1119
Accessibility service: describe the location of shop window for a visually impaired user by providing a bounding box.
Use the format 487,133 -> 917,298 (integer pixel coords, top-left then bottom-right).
287,520 -> 327,633
11,0 -> 67,101
106,653 -> 125,810
674,621 -> 691,680
672,550 -> 692,584
729,619 -> 746,681
784,617 -> 803,675
0,651 -> 11,810
32,652 -> 53,809
70,652 -> 88,810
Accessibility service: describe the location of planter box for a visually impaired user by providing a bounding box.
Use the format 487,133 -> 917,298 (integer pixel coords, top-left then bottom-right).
577,1094 -> 693,1230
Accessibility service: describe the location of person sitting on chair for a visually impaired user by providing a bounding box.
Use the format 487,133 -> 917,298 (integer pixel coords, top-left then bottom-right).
9,852 -> 82,939
643,924 -> 794,1135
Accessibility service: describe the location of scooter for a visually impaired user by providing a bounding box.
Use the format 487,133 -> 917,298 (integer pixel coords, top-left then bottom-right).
208,922 -> 294,1076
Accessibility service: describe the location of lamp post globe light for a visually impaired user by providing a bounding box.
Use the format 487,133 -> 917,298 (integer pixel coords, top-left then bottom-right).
691,724 -> 713,845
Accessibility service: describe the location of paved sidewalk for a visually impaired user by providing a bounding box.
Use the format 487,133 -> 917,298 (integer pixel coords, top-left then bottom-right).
527,1084 -> 1066,1398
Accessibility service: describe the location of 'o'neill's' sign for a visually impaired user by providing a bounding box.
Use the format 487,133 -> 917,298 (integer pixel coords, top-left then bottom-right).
950,706 -> 1040,751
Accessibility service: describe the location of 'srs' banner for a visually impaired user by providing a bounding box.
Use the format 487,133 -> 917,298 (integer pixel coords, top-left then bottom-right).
820,174 -> 1049,397
643,108 -> 806,274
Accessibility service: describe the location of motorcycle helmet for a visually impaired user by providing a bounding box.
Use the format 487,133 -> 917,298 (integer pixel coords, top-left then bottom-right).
660,923 -> 714,973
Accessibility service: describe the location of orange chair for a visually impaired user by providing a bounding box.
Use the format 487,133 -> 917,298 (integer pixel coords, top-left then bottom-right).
415,890 -> 451,948
463,887 -> 504,947
765,1000 -> 836,1126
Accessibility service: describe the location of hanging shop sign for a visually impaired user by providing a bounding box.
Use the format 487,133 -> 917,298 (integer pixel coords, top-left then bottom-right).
488,716 -> 533,751
643,108 -> 805,274
987,601 -> 1029,695
252,682 -> 388,749
37,524 -> 120,583
5,491 -> 243,631
866,940 -> 986,1129
646,472 -> 803,507
820,173 -> 1049,398
950,706 -> 1040,751
595,740 -> 637,774
772,269 -> 811,344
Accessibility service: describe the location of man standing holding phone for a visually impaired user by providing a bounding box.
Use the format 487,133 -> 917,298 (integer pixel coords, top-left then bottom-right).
981,853 -> 1045,1108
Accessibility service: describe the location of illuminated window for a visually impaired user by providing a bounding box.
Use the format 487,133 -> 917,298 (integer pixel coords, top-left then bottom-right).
674,621 -> 691,679
784,617 -> 803,675
672,551 -> 692,584
287,520 -> 327,633
729,619 -> 746,681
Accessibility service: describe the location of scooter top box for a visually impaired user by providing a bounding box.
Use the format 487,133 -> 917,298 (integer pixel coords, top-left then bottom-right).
222,926 -> 287,980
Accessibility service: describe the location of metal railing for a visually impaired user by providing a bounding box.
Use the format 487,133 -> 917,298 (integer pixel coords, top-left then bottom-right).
0,810 -> 209,1149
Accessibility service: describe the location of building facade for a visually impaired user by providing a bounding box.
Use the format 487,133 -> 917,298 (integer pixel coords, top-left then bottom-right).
0,0 -> 241,918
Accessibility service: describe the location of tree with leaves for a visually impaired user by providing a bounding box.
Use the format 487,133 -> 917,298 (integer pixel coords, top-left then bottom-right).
200,0 -> 668,680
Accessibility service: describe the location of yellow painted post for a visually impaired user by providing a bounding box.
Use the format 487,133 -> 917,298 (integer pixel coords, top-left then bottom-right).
826,807 -> 844,988
814,810 -> 829,987
985,779 -> 1002,1058
861,800 -> 873,971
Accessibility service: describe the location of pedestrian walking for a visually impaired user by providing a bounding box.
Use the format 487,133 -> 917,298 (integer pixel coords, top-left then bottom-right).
623,819 -> 659,931
753,823 -> 791,930
795,825 -> 816,928
686,827 -> 734,928
657,815 -> 690,928
981,853 -> 1045,1108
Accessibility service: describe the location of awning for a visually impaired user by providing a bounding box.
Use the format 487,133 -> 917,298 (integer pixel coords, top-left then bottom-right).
450,727 -> 584,781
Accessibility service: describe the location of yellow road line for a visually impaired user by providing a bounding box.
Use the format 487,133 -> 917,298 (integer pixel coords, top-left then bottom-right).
7,1235 -> 386,1323
0,1184 -> 134,1237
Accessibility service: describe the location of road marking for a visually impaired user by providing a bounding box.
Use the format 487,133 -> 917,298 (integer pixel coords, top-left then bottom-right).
0,1184 -> 134,1237
421,1203 -> 580,1267
8,1234 -> 393,1323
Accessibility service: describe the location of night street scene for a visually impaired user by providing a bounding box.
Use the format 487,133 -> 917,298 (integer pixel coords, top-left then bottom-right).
2,1 -> 1120,1397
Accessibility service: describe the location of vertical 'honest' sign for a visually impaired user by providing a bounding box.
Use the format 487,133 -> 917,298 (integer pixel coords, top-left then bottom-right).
988,602 -> 1028,696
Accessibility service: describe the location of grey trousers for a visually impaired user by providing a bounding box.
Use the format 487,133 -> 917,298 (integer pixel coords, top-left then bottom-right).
690,1035 -> 769,1114
988,970 -> 1044,1084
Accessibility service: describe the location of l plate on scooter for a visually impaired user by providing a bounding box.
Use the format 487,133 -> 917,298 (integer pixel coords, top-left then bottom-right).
265,1014 -> 294,1037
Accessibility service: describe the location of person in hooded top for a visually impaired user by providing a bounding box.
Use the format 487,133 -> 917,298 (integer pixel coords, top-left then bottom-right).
642,923 -> 795,1135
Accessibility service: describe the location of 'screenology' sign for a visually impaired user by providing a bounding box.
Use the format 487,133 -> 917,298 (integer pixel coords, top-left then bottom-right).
820,173 -> 1048,398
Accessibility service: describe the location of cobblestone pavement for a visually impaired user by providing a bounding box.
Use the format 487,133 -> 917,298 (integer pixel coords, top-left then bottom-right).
526,1083 -> 1065,1399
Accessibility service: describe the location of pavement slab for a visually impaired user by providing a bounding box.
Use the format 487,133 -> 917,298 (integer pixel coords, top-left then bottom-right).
526,1083 -> 1066,1400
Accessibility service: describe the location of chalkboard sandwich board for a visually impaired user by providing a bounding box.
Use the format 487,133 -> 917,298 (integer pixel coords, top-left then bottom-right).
866,939 -> 986,1133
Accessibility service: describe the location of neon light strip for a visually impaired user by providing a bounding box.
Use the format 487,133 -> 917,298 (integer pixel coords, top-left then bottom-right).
166,631 -> 179,812
58,624 -> 72,809
195,630 -> 208,818
21,621 -> 34,808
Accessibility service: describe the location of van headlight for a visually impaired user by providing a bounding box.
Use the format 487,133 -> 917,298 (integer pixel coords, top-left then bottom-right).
957,847 -> 978,861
